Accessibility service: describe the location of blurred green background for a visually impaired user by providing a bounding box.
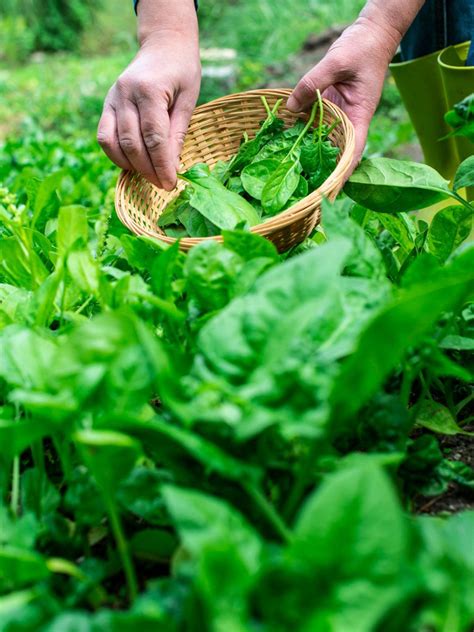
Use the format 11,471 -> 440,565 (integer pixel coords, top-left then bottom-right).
0,0 -> 417,158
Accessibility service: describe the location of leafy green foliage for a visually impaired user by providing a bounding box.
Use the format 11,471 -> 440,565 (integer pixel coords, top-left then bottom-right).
160,95 -> 340,236
0,86 -> 473,631
444,93 -> 474,142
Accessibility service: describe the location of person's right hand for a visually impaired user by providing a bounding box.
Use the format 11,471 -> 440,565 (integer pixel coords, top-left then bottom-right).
97,33 -> 201,191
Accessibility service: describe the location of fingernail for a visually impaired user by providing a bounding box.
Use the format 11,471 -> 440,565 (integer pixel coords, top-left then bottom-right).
287,96 -> 301,112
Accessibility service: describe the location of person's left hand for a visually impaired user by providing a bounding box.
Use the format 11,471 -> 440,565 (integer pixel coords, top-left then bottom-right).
287,16 -> 400,169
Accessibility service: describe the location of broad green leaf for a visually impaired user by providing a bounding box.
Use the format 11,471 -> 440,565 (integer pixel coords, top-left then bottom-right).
31,170 -> 65,229
164,486 -> 262,631
107,414 -> 261,485
74,429 -> 142,495
120,234 -> 167,272
377,212 -> 415,253
292,460 -> 406,577
427,205 -> 473,262
330,247 -> 474,429
116,467 -> 168,525
179,206 -> 220,238
0,418 -> 53,461
453,155 -> 474,192
56,205 -> 88,257
261,160 -> 300,214
415,511 -> 474,631
184,241 -> 243,313
321,199 -> 386,280
277,460 -> 409,632
415,400 -> 473,436
0,326 -> 58,390
345,158 -> 454,212
180,164 -> 260,229
0,506 -> 38,549
0,548 -> 49,592
162,485 -> 261,570
241,159 -> 279,200
196,239 -> 352,382
222,230 -> 279,262
0,237 -> 49,290
66,250 -> 101,295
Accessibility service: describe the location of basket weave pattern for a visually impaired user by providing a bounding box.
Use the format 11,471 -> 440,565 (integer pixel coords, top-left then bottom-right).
115,89 -> 355,252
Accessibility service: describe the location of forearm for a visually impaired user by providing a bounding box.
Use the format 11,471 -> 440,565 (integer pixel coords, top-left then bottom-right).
357,0 -> 426,61
136,0 -> 199,47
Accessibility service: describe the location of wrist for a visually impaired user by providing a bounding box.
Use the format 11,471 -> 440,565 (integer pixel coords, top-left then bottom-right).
137,0 -> 198,47
351,14 -> 402,65
138,27 -> 199,52
358,0 -> 426,60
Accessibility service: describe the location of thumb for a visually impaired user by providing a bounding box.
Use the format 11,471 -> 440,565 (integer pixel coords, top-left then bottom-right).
287,57 -> 339,113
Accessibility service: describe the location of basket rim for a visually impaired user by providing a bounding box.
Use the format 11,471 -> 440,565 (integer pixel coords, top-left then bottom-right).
115,88 -> 356,247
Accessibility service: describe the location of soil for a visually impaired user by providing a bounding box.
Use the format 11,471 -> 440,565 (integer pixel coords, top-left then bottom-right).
261,26 -> 347,90
414,426 -> 474,515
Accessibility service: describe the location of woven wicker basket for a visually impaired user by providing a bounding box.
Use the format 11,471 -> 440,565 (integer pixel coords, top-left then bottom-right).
115,88 -> 355,253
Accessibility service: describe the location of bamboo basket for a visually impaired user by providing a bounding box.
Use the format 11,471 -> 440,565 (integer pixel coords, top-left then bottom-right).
115,88 -> 355,253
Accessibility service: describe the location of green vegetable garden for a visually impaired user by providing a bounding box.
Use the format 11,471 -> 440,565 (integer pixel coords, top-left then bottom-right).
0,1 -> 473,630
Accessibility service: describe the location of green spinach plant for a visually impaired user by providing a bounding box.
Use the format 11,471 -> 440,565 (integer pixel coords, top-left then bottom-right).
0,98 -> 473,632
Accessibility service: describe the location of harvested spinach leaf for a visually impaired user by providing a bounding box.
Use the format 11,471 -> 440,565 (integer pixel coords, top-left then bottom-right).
159,93 -> 340,238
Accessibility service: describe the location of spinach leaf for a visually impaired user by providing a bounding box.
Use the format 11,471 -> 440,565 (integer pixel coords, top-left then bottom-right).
180,164 -> 260,229
261,160 -> 300,214
444,93 -> 474,142
157,187 -> 192,228
344,158 -> 456,212
453,155 -> 474,191
427,205 -> 473,262
241,159 -> 279,200
330,246 -> 474,431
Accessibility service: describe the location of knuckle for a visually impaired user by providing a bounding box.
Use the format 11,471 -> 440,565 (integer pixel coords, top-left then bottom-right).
143,131 -> 166,152
300,75 -> 317,97
119,136 -> 138,154
97,132 -> 113,149
175,130 -> 187,146
115,74 -> 131,95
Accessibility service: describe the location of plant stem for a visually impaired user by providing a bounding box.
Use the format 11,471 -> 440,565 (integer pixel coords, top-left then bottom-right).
451,191 -> 473,211
105,496 -> 138,604
282,438 -> 321,523
323,118 -> 341,139
286,99 -> 319,161
10,456 -> 20,516
245,483 -> 292,543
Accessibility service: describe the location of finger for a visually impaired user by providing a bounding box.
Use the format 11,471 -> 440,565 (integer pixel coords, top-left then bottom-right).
116,102 -> 162,188
287,57 -> 340,113
169,94 -> 195,172
97,105 -> 133,171
138,98 -> 176,191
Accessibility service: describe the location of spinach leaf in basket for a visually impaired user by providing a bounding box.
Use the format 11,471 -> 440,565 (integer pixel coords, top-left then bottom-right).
226,97 -> 285,176
179,163 -> 260,230
300,95 -> 340,190
261,99 -> 319,215
241,159 -> 280,200
158,187 -> 192,228
261,160 -> 301,215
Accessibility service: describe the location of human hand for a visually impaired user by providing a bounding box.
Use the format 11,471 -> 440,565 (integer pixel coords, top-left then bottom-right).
97,33 -> 201,190
287,15 -> 402,169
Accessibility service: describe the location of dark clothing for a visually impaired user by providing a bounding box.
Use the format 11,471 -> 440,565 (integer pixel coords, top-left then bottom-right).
400,0 -> 474,64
